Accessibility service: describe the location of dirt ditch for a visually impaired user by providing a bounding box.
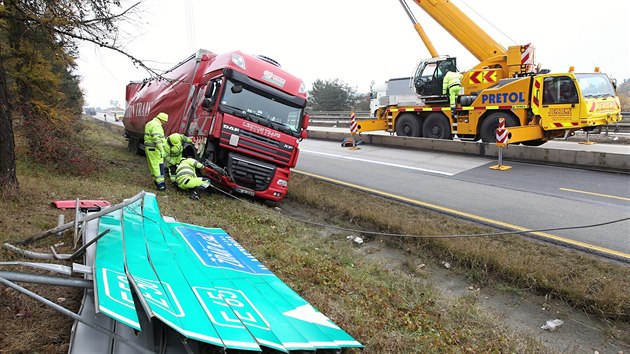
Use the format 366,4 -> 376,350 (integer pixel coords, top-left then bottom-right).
278,197 -> 630,354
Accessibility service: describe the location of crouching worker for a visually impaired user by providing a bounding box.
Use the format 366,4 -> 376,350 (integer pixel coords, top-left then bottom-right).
165,133 -> 193,185
175,157 -> 211,200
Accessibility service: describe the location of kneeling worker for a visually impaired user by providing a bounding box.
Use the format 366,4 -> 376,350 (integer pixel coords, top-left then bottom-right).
175,157 -> 211,200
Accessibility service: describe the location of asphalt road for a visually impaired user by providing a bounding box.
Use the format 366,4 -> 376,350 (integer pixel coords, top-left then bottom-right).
94,112 -> 124,126
295,138 -> 630,261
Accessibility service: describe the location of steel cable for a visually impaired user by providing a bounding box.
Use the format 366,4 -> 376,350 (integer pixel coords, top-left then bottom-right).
207,184 -> 630,239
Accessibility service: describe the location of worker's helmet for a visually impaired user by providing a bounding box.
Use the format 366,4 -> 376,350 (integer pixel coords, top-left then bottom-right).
156,112 -> 169,122
168,134 -> 182,146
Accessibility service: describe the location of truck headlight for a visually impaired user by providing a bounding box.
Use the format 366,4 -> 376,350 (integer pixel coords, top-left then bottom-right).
276,179 -> 288,187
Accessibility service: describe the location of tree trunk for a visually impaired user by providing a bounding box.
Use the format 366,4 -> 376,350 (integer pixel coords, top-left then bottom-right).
0,65 -> 18,192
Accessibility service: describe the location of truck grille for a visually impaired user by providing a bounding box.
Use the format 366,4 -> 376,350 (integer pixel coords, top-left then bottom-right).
220,125 -> 293,166
227,153 -> 276,191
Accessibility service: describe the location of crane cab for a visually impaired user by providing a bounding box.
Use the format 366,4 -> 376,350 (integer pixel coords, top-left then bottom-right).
412,56 -> 458,103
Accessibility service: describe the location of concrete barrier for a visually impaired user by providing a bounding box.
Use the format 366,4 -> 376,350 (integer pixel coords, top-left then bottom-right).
307,130 -> 630,173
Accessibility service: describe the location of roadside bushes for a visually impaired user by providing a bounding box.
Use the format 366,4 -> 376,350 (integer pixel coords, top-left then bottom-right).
17,108 -> 100,176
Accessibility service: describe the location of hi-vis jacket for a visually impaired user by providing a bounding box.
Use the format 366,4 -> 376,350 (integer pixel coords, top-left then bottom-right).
144,117 -> 166,155
443,71 -> 463,95
165,133 -> 193,167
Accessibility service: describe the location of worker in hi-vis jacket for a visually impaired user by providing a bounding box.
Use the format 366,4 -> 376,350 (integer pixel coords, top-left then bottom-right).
165,133 -> 193,184
144,112 -> 169,191
443,70 -> 463,118
175,157 -> 211,200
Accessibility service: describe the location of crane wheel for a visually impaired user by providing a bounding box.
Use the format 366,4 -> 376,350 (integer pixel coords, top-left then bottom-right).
423,113 -> 451,139
395,113 -> 423,137
480,112 -> 519,142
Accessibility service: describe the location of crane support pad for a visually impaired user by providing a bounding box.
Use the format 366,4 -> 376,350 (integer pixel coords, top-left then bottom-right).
93,192 -> 362,352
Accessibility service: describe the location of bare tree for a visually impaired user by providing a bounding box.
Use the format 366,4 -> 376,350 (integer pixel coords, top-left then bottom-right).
0,0 -> 158,192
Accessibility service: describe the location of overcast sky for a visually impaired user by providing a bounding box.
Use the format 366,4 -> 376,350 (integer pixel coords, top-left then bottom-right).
78,0 -> 630,108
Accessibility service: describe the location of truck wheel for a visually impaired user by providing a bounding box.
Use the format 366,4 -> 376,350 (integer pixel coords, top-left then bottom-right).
395,113 -> 423,137
128,136 -> 140,154
480,112 -> 518,142
422,113 -> 451,139
263,199 -> 279,208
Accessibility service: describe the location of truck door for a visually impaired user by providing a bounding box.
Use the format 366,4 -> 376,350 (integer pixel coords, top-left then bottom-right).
413,57 -> 457,98
538,75 -> 580,130
192,79 -> 222,137
433,59 -> 457,96
413,60 -> 437,96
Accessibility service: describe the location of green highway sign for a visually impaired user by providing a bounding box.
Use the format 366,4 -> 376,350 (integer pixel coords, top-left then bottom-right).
94,210 -> 140,330
93,193 -> 362,352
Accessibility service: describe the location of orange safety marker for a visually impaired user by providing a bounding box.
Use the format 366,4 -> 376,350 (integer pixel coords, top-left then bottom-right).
489,117 -> 512,170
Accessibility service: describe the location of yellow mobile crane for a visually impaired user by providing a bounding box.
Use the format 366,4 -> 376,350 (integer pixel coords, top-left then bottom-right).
357,0 -> 622,145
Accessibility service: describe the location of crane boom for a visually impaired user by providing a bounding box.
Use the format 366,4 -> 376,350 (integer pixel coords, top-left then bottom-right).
398,0 -> 439,57
400,0 -> 536,95
410,0 -> 506,63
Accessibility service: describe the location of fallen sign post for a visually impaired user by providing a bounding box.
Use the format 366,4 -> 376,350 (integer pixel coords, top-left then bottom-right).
489,117 -> 512,171
15,191 -> 145,246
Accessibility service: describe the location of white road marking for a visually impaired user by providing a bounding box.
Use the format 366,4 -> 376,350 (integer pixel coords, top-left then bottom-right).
301,149 -> 455,176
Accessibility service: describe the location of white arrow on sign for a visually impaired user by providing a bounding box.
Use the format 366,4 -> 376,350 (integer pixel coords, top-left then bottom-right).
283,305 -> 340,329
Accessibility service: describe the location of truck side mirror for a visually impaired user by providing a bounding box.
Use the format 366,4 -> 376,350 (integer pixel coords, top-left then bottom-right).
302,113 -> 310,130
300,130 -> 308,140
205,80 -> 221,98
231,84 -> 243,94
205,83 -> 215,98
201,98 -> 214,111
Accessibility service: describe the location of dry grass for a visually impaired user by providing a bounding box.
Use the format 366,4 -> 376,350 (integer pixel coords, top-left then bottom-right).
0,117 -> 628,353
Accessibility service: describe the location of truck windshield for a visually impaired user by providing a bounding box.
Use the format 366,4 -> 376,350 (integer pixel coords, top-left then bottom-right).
575,73 -> 616,98
220,79 -> 303,135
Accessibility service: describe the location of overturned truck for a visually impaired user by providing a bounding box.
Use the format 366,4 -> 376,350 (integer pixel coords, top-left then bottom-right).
123,50 -> 310,202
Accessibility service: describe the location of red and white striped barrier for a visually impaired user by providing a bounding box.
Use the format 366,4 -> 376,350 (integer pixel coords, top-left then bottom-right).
490,117 -> 511,170
496,117 -> 508,145
350,112 -> 357,134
